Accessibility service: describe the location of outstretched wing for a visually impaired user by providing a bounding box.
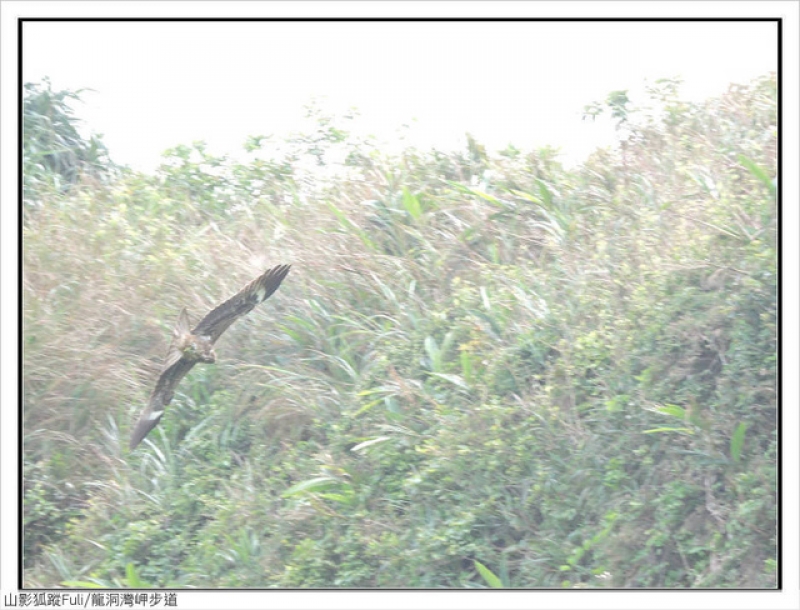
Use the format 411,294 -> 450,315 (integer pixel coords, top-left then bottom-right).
129,264 -> 290,451
129,358 -> 196,450
192,264 -> 291,344
164,307 -> 192,370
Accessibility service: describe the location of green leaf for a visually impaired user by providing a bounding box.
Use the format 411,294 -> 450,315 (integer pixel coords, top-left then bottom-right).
536,179 -> 553,206
428,372 -> 470,390
401,187 -> 422,221
480,286 -> 491,311
326,201 -> 377,250
282,477 -> 339,497
319,492 -> 354,505
460,350 -> 474,384
125,563 -> 150,588
424,335 -> 438,357
474,560 -> 503,588
351,396 -> 386,418
424,335 -> 441,371
467,309 -> 504,338
738,154 -> 776,196
509,189 -> 542,204
350,436 -> 391,452
643,427 -> 695,435
60,581 -> 105,589
445,181 -> 505,206
730,422 -> 748,463
653,403 -> 685,419
470,189 -> 502,205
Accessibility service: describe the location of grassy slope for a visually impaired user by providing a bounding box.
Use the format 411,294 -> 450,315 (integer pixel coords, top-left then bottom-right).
23,76 -> 777,588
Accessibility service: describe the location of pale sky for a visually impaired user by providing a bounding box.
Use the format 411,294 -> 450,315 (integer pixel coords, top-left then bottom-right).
22,20 -> 777,172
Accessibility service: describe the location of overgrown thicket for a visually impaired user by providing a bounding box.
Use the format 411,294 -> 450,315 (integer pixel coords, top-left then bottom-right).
23,79 -> 114,213
22,75 -> 777,588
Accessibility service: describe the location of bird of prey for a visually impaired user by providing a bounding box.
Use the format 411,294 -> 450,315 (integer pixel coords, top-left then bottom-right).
129,264 -> 291,450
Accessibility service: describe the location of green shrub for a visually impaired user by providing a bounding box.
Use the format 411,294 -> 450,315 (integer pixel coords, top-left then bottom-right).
23,74 -> 777,588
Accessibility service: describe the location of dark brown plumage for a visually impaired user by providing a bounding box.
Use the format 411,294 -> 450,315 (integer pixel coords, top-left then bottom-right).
129,264 -> 290,450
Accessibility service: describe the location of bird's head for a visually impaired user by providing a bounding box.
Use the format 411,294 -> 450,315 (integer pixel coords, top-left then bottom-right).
183,334 -> 216,363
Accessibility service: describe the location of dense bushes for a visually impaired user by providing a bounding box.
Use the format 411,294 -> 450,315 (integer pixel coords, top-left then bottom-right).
22,75 -> 777,588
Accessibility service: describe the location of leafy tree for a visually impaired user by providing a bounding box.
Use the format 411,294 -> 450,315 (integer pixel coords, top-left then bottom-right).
23,78 -> 113,212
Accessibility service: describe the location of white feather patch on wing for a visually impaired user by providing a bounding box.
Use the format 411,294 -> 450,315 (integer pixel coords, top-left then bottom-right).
147,410 -> 164,421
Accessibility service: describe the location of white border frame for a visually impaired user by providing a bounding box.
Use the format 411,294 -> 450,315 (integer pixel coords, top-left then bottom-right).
3,3 -> 797,609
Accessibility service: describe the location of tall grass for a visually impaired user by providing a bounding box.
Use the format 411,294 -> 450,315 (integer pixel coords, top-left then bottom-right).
23,75 -> 777,588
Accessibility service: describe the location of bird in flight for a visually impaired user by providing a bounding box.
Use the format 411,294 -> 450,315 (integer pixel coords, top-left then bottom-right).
130,264 -> 291,450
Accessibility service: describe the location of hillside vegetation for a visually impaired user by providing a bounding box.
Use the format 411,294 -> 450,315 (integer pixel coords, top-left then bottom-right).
22,75 -> 777,588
